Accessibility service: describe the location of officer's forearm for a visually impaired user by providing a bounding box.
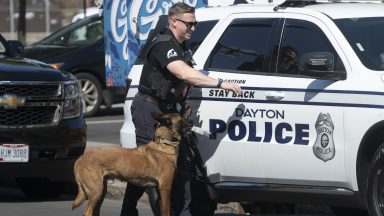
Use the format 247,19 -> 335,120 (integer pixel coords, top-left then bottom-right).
168,61 -> 219,87
183,67 -> 217,86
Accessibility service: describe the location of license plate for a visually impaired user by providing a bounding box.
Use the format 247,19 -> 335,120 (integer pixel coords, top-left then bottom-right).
0,144 -> 29,162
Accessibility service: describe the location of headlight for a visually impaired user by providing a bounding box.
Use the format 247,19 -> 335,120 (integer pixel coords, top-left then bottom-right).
50,62 -> 63,69
63,80 -> 82,119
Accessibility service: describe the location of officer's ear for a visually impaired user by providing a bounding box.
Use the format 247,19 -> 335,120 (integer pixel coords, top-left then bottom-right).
169,17 -> 177,29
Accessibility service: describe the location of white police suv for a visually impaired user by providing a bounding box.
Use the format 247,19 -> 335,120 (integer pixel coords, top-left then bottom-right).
121,1 -> 384,215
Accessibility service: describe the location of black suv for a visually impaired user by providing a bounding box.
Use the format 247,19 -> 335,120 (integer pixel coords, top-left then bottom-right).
24,14 -> 126,117
0,33 -> 86,198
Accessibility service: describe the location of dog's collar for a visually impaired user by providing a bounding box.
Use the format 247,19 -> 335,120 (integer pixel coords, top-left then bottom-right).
154,137 -> 179,146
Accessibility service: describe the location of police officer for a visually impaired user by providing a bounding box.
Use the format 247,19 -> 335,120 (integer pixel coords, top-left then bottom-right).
120,3 -> 242,216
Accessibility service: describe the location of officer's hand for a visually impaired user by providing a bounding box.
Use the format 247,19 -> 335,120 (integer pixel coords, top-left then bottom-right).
221,81 -> 242,95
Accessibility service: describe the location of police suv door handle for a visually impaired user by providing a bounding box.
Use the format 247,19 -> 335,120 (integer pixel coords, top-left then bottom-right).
265,91 -> 285,100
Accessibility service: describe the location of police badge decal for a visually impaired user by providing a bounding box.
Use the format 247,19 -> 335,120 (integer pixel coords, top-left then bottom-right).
313,113 -> 335,162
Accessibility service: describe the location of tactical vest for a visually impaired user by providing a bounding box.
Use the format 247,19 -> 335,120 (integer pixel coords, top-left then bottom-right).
138,31 -> 193,103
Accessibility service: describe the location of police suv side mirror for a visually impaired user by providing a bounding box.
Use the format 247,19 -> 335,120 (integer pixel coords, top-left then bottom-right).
7,40 -> 25,58
299,52 -> 346,80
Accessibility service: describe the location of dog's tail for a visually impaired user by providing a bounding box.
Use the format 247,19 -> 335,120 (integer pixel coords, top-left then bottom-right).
72,162 -> 87,210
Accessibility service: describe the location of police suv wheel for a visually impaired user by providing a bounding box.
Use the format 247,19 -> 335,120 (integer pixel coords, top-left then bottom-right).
75,73 -> 103,117
368,143 -> 384,216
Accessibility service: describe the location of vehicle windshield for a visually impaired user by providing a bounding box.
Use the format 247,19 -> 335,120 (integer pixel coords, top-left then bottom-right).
38,16 -> 103,46
335,17 -> 384,71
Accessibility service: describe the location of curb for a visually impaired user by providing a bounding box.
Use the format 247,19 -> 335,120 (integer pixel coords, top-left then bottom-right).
105,180 -> 244,214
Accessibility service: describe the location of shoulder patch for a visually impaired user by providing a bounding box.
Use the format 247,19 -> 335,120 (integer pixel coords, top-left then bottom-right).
167,49 -> 178,59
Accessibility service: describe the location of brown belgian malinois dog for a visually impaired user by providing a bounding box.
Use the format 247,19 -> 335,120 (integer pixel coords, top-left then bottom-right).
72,112 -> 193,216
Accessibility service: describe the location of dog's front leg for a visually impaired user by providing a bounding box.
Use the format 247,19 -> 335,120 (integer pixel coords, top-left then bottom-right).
158,185 -> 172,216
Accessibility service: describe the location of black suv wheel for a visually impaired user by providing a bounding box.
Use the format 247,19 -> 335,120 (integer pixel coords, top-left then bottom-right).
76,72 -> 103,117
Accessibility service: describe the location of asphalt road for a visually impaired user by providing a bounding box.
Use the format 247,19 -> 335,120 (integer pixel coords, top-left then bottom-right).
0,186 -> 336,216
0,184 -> 153,216
86,105 -> 125,147
0,185 -> 334,216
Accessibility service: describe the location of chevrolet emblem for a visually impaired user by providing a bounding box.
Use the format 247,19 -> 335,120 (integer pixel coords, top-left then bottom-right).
0,94 -> 26,109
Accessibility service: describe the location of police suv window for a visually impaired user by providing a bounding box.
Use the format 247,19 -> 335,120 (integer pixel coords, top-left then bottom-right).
188,20 -> 218,54
205,18 -> 276,73
274,19 -> 345,75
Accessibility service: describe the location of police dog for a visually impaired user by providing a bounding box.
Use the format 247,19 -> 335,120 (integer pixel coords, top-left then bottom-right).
72,112 -> 193,216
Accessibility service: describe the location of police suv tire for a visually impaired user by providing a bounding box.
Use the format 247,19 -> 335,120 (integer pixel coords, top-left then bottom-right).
368,143 -> 384,216
75,73 -> 103,117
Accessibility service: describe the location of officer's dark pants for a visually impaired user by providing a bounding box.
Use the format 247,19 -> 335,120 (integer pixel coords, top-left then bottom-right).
120,94 -> 192,216
171,140 -> 192,216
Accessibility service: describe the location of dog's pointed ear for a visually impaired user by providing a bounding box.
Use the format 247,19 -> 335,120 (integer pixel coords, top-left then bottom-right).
151,112 -> 172,126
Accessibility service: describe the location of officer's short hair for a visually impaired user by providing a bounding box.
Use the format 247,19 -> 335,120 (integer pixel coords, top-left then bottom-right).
168,2 -> 195,18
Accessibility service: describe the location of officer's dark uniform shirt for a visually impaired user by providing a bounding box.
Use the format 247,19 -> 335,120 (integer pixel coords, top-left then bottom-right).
138,29 -> 192,104
148,35 -> 184,71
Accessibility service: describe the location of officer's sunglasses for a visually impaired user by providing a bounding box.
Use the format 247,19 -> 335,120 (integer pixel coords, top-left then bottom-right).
175,18 -> 198,29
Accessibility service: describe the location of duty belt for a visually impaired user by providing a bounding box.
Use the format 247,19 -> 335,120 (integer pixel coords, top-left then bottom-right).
136,91 -> 158,105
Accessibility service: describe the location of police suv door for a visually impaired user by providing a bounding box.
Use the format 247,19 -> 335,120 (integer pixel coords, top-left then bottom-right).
258,14 -> 348,187
189,12 -> 348,188
189,14 -> 282,184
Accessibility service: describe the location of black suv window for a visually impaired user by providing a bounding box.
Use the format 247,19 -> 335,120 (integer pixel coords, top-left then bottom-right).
274,19 -> 345,75
205,18 -> 276,73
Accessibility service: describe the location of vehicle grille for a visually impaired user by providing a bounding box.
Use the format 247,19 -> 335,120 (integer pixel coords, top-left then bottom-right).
0,81 -> 63,128
0,84 -> 60,97
0,106 -> 58,126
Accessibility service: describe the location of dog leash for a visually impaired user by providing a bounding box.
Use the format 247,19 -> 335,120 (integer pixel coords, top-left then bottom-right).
184,131 -> 210,183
